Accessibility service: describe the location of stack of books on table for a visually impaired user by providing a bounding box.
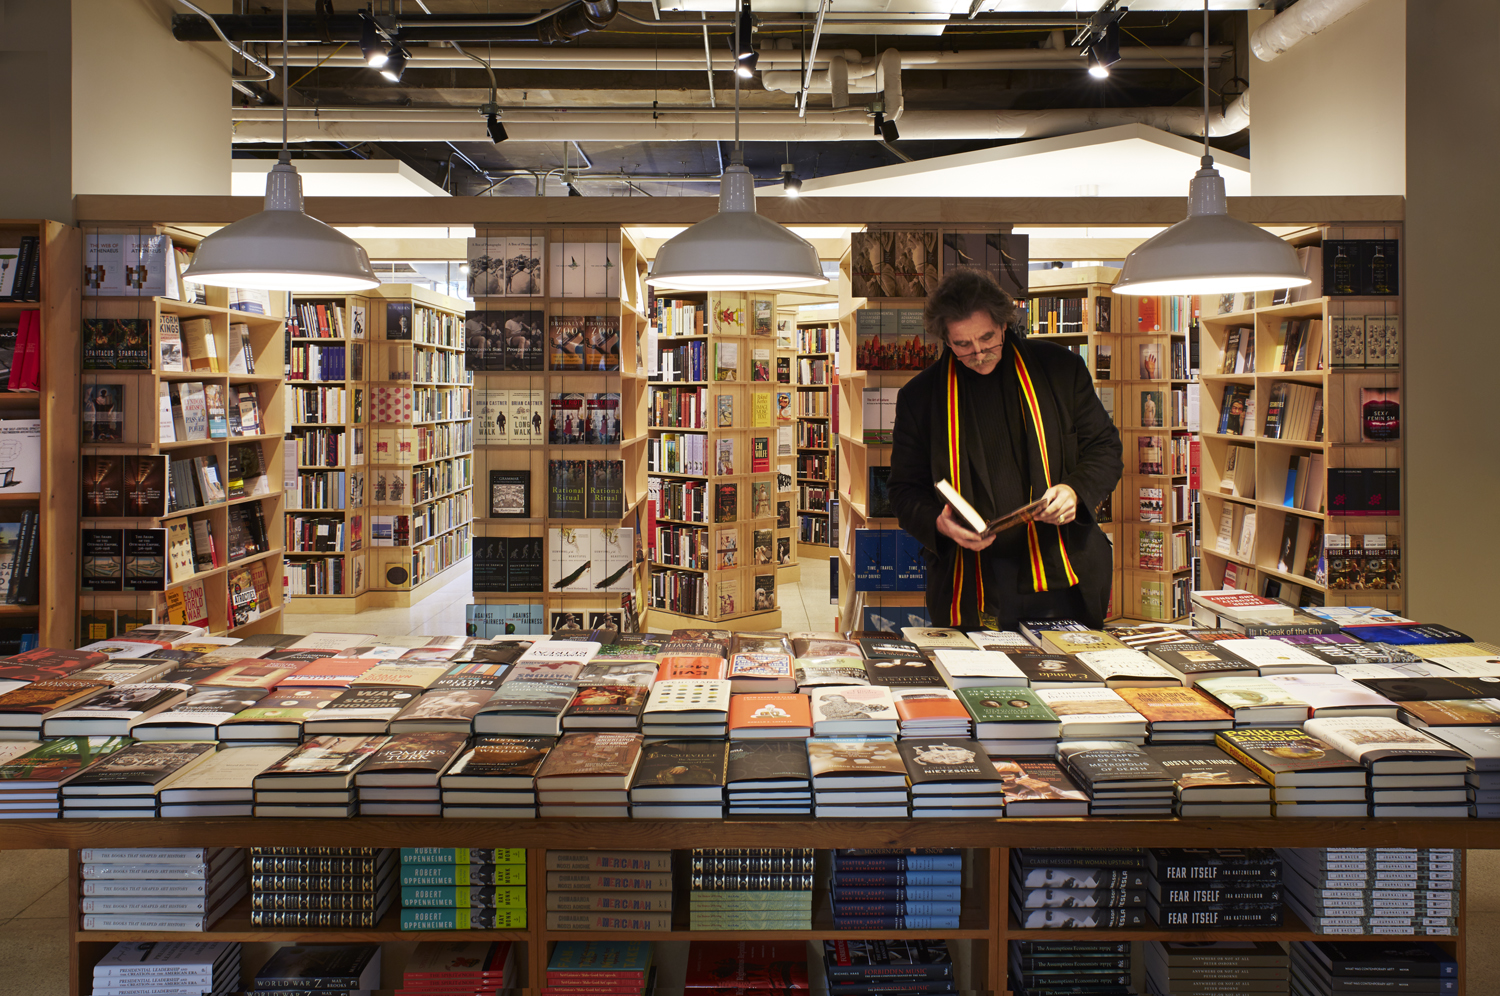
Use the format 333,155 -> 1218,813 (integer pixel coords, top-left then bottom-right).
252,943 -> 381,994
440,735 -> 552,818
690,847 -> 812,930
1289,940 -> 1457,996
1057,741 -> 1174,815
545,940 -> 654,996
1009,848 -> 1147,930
92,941 -> 241,996
398,940 -> 517,994
725,741 -> 811,815
1009,940 -> 1130,996
535,731 -> 643,817
1304,716 -> 1471,817
1145,742 -> 1272,817
892,687 -> 972,737
1216,727 -> 1369,817
1425,726 -> 1500,816
959,686 -> 1060,757
545,849 -> 673,932
641,675 -> 731,739
159,745 -> 293,817
992,757 -> 1090,816
247,846 -> 395,928
399,847 -> 527,931
0,736 -> 128,818
1144,940 -> 1288,996
78,847 -> 246,931
1277,848 -> 1459,936
831,848 -> 961,930
252,735 -> 388,817
629,739 -> 726,817
62,741 -> 217,817
823,940 -> 954,994
1144,849 -> 1283,929
354,732 -> 469,816
899,739 -> 1004,817
683,940 -> 808,989
809,735 -> 909,817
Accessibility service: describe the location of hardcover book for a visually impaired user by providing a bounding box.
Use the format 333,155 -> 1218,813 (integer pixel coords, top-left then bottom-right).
534,731 -> 645,790
252,735 -> 390,788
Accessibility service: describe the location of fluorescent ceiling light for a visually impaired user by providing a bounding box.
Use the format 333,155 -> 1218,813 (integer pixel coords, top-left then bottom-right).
335,226 -> 477,239
232,160 -> 450,198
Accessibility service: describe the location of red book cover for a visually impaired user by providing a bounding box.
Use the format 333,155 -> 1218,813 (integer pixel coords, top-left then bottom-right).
684,942 -> 810,990
0,648 -> 108,683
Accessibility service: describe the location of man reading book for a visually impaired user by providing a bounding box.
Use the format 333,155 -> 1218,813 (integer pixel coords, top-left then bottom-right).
888,268 -> 1122,629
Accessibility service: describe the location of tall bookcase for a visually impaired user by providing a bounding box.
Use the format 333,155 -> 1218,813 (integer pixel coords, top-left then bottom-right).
366,285 -> 474,606
646,289 -> 784,630
283,293 -> 371,611
470,226 -> 650,636
0,220 -> 80,649
79,225 -> 287,637
1197,225 -> 1403,612
794,320 -> 837,557
1115,291 -> 1198,622
773,309 -> 801,586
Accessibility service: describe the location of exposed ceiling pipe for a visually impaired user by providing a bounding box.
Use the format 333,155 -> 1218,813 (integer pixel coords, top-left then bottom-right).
230,93 -> 1248,143
1251,0 -> 1372,61
876,49 -> 903,122
171,2 -> 620,45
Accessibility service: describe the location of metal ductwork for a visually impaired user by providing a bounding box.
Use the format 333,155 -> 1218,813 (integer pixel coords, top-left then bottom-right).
171,1 -> 620,46
229,93 -> 1249,144
1251,0 -> 1373,61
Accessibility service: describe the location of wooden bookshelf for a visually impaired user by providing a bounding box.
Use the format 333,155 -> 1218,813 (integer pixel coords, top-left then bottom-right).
774,308 -> 801,585
364,284 -> 474,607
283,293 -> 372,611
25,818 -> 1481,996
469,225 -> 649,636
78,226 -> 285,637
644,289 -> 784,628
0,220 -> 80,649
1196,224 -> 1404,614
793,319 -> 837,559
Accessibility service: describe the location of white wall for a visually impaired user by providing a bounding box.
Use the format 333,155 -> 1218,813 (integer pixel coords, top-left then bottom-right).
1248,0 -> 1406,196
70,0 -> 232,197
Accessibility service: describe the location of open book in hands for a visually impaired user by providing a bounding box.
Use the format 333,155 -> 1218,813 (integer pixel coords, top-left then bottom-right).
935,479 -> 1049,539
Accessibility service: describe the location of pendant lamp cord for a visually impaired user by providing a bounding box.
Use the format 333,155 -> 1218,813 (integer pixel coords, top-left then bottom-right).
281,0 -> 290,165
732,0 -> 743,165
1201,0 -> 1210,168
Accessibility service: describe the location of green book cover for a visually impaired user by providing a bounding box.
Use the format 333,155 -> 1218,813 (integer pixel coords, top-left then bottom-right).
955,686 -> 1057,723
399,907 -> 527,930
399,885 -> 527,908
400,864 -> 528,887
399,847 -> 526,866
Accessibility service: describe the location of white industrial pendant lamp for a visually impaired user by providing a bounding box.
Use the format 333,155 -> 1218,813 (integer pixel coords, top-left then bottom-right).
1113,1 -> 1308,297
184,1 -> 379,293
646,0 -> 825,292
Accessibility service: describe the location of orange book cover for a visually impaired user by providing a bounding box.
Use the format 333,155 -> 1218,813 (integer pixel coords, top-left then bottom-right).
892,691 -> 969,723
196,661 -> 301,689
655,656 -> 728,682
276,657 -> 382,687
727,693 -> 811,732
1116,686 -> 1232,723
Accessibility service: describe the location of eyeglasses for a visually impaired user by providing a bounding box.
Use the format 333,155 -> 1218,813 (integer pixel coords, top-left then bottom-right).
949,330 -> 1002,356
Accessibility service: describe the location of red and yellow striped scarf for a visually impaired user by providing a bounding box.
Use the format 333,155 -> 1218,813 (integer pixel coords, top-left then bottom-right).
944,349 -> 1078,626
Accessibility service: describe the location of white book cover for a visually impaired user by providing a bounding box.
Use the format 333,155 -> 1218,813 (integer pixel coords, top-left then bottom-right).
158,745 -> 292,793
474,389 -> 508,445
505,233 -> 546,296
1427,726 -> 1500,769
1261,673 -> 1398,713
1331,663 -> 1407,680
84,233 -> 127,295
549,527 -> 592,593
644,679 -> 732,717
1215,638 -> 1327,668
970,630 -> 1033,650
288,632 -> 377,651
1304,715 -> 1467,766
1195,675 -> 1309,712
809,685 -> 898,729
518,639 -> 601,664
931,648 -> 1028,683
1424,656 -> 1500,677
1034,686 -> 1144,726
510,389 -> 543,443
0,419 -> 41,491
122,235 -> 172,297
1074,649 -> 1177,681
549,242 -> 586,297
590,527 -> 634,592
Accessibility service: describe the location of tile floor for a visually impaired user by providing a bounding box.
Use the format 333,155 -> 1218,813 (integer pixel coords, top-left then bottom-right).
7,564 -> 1498,992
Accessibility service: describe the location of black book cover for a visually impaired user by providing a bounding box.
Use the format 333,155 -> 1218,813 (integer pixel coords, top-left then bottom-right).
868,466 -> 894,518
823,939 -> 953,981
1013,886 -> 1147,910
66,740 -> 214,787
630,740 -> 728,791
898,740 -> 1001,788
863,658 -> 946,689
81,528 -> 124,592
123,455 -> 169,518
117,319 -> 152,370
253,943 -> 380,989
1146,642 -> 1256,677
1142,744 -> 1267,795
549,459 -> 585,518
859,637 -> 921,662
1145,848 -> 1281,881
1308,940 -> 1455,976
1056,743 -> 1171,792
1354,676 -> 1500,701
585,459 -> 624,519
1011,849 -> 1146,869
1146,897 -> 1281,928
122,528 -> 167,592
1007,651 -> 1100,685
1011,894 -> 1147,930
505,535 -> 544,592
472,537 -> 507,593
726,741 -> 812,784
1010,865 -> 1148,890
1148,880 -> 1282,904
82,456 -> 125,517
384,301 -> 413,341
715,483 -> 737,523
82,318 -> 116,370
323,687 -> 416,712
489,469 -> 529,518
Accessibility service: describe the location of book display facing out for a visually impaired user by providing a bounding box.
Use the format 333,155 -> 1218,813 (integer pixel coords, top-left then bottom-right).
365,285 -> 475,604
1198,225 -> 1404,618
645,285 -> 792,625
79,225 -> 286,640
794,321 -> 837,553
283,293 -> 371,606
838,255 -> 1126,632
470,226 -> 650,637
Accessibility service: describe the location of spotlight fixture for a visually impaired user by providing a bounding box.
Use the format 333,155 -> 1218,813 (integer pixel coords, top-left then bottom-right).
1087,50 -> 1110,79
379,44 -> 408,82
182,0 -> 378,293
486,112 -> 508,144
1113,0 -> 1308,296
358,11 -> 388,68
567,182 -> 583,197
781,164 -> 801,196
1072,1 -> 1125,79
880,116 -> 901,142
734,3 -> 757,77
